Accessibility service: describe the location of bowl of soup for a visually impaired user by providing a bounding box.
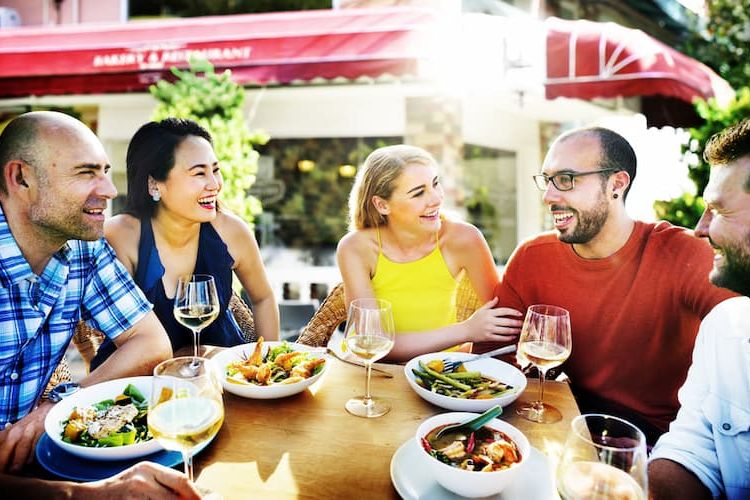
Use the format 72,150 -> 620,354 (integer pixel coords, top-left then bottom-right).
414,412 -> 530,497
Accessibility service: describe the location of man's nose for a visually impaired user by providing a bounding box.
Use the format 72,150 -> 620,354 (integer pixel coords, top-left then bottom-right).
542,182 -> 562,205
97,175 -> 118,200
694,209 -> 712,238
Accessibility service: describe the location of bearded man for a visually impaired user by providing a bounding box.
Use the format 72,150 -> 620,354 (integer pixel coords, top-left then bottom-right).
649,119 -> 750,500
492,127 -> 735,444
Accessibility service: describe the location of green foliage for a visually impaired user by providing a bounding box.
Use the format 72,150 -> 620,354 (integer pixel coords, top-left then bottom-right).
653,193 -> 705,229
681,0 -> 750,91
261,137 -> 400,248
653,88 -> 750,228
657,0 -> 750,228
465,186 -> 497,237
150,58 -> 268,224
136,0 -> 331,18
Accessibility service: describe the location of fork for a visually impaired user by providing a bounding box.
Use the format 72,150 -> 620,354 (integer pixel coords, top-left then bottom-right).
442,344 -> 518,373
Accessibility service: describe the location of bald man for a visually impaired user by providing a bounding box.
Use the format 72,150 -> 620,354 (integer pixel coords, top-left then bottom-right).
0,112 -> 177,491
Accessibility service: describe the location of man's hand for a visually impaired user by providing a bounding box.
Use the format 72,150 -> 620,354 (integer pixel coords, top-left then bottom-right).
78,462 -> 202,499
0,400 -> 53,473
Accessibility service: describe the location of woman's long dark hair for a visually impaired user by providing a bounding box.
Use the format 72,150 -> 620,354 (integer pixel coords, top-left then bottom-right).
125,118 -> 213,219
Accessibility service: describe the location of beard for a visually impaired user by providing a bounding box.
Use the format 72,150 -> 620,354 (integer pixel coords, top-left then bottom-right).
709,235 -> 750,296
556,196 -> 609,245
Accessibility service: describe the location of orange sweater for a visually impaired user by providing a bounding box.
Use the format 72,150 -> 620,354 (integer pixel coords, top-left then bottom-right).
494,221 -> 735,436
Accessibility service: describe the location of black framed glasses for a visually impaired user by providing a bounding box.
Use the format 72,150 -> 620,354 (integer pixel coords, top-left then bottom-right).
533,168 -> 618,192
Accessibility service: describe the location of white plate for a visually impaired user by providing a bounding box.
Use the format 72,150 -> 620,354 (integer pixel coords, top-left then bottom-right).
390,438 -> 558,499
212,341 -> 328,399
44,376 -> 163,461
404,352 -> 527,412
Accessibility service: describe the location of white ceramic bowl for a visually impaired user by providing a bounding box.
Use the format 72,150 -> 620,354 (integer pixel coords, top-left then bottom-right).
213,342 -> 328,399
44,376 -> 163,461
414,412 -> 530,498
404,352 -> 527,412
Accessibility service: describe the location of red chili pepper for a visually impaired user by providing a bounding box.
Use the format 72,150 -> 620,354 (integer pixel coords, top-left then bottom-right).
421,437 -> 432,452
466,432 -> 476,453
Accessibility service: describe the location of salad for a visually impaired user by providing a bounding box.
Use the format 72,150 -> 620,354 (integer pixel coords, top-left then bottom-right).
60,384 -> 151,448
225,337 -> 326,386
412,359 -> 516,399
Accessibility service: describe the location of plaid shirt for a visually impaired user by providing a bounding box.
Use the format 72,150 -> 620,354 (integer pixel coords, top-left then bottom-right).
0,206 -> 152,426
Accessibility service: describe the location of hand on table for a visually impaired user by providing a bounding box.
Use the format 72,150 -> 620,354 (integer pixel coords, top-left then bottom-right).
78,462 -> 202,499
0,400 -> 53,473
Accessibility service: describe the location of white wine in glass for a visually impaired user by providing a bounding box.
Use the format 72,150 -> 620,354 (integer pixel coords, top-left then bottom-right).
516,304 -> 572,423
148,357 -> 224,483
344,298 -> 395,418
557,414 -> 647,500
174,274 -> 220,358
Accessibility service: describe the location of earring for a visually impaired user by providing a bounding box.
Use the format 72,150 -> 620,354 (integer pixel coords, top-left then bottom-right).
151,190 -> 161,202
613,193 -> 619,199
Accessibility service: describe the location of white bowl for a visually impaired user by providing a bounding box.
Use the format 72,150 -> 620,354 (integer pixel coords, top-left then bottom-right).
213,342 -> 328,399
415,412 -> 530,498
44,376 -> 163,461
404,352 -> 527,412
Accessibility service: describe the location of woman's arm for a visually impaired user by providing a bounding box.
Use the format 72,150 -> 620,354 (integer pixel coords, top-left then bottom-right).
216,212 -> 280,341
337,225 -> 522,362
103,215 -> 140,275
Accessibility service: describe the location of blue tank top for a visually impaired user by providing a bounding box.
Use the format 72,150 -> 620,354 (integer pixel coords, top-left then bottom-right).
90,219 -> 244,369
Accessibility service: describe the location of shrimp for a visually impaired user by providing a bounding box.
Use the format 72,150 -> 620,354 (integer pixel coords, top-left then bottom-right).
246,336 -> 265,366
256,362 -> 272,384
290,357 -> 326,378
274,351 -> 303,371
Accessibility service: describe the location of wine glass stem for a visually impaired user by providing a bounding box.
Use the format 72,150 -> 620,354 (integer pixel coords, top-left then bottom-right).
363,363 -> 373,404
535,368 -> 547,411
192,328 -> 200,358
182,450 -> 194,481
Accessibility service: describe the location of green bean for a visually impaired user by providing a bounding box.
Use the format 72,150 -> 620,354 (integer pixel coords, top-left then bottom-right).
419,361 -> 471,391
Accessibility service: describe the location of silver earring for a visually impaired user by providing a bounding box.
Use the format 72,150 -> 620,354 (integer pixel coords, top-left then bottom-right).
151,190 -> 161,202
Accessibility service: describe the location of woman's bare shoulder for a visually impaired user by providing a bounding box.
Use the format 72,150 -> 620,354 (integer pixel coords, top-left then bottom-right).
337,228 -> 378,255
440,219 -> 488,261
211,210 -> 254,241
105,214 -> 141,241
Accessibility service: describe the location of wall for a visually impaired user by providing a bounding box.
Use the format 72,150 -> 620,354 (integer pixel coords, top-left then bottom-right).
0,0 -> 124,26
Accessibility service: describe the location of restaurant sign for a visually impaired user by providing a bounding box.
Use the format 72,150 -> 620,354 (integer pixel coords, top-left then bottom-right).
92,45 -> 253,71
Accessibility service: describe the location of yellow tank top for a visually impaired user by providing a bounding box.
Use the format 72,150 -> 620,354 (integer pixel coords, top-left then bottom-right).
371,228 -> 459,333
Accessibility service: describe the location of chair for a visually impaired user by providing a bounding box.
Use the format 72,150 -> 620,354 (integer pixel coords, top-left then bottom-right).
279,301 -> 318,341
296,273 -> 483,348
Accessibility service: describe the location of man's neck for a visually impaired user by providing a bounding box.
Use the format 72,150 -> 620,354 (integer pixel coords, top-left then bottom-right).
0,199 -> 62,275
572,213 -> 636,259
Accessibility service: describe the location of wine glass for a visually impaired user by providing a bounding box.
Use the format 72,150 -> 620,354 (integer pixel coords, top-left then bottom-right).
557,414 -> 648,500
148,356 -> 224,483
343,298 -> 395,418
516,304 -> 572,423
174,274 -> 220,358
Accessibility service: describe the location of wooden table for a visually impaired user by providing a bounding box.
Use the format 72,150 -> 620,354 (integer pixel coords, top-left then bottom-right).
194,358 -> 580,499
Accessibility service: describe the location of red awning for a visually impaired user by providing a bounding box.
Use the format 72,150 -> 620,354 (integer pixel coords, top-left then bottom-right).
545,17 -> 733,107
0,7 -> 438,98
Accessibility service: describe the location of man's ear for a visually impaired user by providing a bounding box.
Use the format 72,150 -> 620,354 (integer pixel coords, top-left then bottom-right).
371,195 -> 390,215
3,160 -> 30,191
611,170 -> 630,197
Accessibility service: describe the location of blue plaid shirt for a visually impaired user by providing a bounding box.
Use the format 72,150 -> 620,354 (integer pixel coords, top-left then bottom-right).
0,206 -> 152,426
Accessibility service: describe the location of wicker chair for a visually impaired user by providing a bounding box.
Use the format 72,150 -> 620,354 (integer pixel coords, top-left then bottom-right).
296,273 -> 483,348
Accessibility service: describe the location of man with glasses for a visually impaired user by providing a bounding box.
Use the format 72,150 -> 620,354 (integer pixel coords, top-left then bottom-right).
492,126 -> 734,444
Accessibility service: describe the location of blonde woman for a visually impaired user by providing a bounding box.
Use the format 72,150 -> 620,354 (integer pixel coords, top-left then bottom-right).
337,145 -> 522,362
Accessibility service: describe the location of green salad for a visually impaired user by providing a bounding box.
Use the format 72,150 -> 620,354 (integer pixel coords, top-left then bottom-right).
60,384 -> 152,448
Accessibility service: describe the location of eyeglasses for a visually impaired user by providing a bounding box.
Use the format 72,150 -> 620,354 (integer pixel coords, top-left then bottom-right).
533,168 -> 619,192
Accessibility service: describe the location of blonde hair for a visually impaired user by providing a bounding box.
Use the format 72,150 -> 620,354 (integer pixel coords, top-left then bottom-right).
348,144 -> 437,231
